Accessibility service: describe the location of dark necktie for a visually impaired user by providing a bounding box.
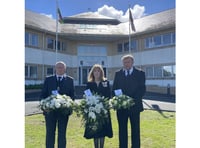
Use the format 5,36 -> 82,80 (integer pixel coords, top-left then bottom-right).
58,76 -> 62,82
127,70 -> 130,75
57,77 -> 62,90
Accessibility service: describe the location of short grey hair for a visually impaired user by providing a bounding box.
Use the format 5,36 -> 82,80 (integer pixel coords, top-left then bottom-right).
55,61 -> 66,69
121,54 -> 134,61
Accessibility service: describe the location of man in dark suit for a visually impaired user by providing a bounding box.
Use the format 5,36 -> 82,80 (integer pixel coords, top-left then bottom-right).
40,61 -> 75,148
112,54 -> 146,148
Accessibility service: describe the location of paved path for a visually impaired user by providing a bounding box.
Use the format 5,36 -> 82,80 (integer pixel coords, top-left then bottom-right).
25,101 -> 41,116
142,99 -> 175,112
25,99 -> 175,116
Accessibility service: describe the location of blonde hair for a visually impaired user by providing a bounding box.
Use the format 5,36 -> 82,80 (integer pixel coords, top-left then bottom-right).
87,64 -> 106,82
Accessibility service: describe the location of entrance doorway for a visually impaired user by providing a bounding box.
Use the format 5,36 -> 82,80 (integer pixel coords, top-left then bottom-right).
79,66 -> 91,85
78,45 -> 107,85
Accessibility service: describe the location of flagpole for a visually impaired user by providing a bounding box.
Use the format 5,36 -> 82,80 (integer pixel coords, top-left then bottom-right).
129,5 -> 131,53
55,0 -> 58,62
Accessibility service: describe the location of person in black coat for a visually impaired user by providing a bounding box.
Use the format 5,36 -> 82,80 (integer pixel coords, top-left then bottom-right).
40,61 -> 75,148
112,54 -> 146,148
84,64 -> 113,148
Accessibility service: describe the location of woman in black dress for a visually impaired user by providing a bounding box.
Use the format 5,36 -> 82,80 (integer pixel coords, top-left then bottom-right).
84,64 -> 113,148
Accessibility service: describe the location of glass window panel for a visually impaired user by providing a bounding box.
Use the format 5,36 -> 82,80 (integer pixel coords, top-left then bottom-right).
55,40 -> 61,50
31,34 -> 38,47
124,42 -> 129,52
163,33 -> 171,45
25,66 -> 28,77
154,35 -> 161,46
47,67 -> 54,76
117,43 -> 123,52
172,65 -> 176,77
30,66 -> 37,78
172,32 -> 175,44
25,32 -> 29,45
47,38 -> 54,49
154,66 -> 162,77
62,42 -> 66,51
163,66 -> 172,77
145,37 -> 154,48
131,40 -> 137,51
145,66 -> 153,78
79,24 -> 86,29
82,68 -> 88,84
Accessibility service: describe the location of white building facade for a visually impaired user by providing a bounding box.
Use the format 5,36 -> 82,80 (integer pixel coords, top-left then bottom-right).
25,9 -> 175,94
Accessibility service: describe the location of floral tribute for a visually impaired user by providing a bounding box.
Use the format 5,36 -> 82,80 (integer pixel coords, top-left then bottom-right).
39,94 -> 74,115
109,94 -> 135,110
74,93 -> 110,133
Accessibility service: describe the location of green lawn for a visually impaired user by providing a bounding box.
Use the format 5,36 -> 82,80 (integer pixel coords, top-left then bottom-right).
25,109 -> 175,148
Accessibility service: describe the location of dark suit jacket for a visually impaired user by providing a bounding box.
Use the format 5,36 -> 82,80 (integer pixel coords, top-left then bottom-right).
40,75 -> 75,100
86,80 -> 111,98
112,67 -> 146,112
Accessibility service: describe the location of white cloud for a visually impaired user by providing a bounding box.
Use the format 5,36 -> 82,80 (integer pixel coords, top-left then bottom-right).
131,4 -> 146,19
40,13 -> 53,19
96,4 -> 145,22
97,5 -> 124,19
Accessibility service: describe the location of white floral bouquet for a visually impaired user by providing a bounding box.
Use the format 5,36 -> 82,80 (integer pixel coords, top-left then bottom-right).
74,93 -> 110,133
110,94 -> 135,110
39,94 -> 74,115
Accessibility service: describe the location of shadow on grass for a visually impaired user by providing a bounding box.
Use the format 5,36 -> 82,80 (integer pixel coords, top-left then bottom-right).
143,101 -> 168,118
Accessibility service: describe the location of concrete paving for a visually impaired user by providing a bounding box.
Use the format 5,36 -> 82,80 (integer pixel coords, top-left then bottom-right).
142,99 -> 175,112
25,101 -> 41,116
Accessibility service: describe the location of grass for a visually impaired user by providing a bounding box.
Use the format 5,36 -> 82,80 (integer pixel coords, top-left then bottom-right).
25,109 -> 175,148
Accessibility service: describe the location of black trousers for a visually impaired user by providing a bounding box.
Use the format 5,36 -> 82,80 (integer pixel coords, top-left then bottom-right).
44,111 -> 69,148
117,109 -> 141,148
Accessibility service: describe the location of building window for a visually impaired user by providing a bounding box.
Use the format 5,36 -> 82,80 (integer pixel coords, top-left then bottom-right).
144,65 -> 176,79
131,40 -> 137,51
56,40 -> 61,50
145,66 -> 154,78
62,42 -> 67,51
55,40 -> 61,51
25,32 -> 39,47
124,42 -> 129,52
172,65 -> 176,77
163,65 -> 173,77
154,66 -> 162,78
79,24 -> 97,29
117,43 -> 123,52
145,32 -> 175,49
31,34 -> 39,47
47,38 -> 54,49
172,32 -> 175,44
30,66 -> 37,78
117,40 -> 138,53
163,33 -> 171,45
154,35 -> 161,46
145,37 -> 154,48
47,37 -> 66,51
47,67 -> 54,76
25,32 -> 29,46
25,65 -> 28,77
25,65 -> 38,78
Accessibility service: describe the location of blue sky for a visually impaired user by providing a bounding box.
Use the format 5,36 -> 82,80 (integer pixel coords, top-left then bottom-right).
25,0 -> 175,21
